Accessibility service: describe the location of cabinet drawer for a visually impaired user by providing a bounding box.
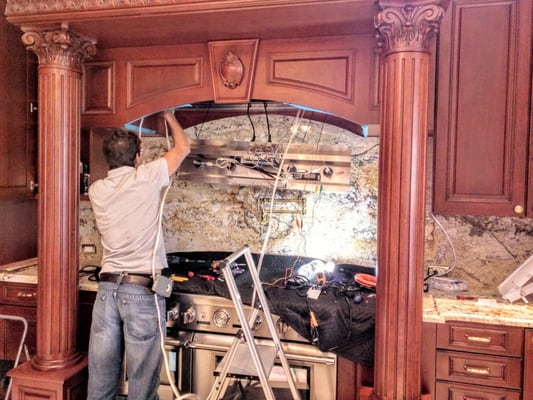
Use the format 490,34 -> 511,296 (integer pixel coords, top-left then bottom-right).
436,381 -> 520,400
436,351 -> 522,389
437,322 -> 523,356
0,282 -> 37,306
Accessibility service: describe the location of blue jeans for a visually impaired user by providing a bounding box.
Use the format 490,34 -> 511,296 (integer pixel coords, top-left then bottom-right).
87,281 -> 166,400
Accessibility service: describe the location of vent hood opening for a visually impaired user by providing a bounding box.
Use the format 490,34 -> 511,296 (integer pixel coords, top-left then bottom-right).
124,101 -> 368,192
178,139 -> 352,193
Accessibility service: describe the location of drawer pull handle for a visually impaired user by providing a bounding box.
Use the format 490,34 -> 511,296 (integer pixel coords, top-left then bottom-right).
464,333 -> 491,343
463,364 -> 490,375
463,397 -> 487,400
17,291 -> 35,298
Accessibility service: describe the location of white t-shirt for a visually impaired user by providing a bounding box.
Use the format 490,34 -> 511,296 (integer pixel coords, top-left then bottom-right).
89,158 -> 170,274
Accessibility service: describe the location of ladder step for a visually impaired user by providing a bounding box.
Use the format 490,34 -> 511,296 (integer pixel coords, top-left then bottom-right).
207,246 -> 301,400
215,343 -> 278,379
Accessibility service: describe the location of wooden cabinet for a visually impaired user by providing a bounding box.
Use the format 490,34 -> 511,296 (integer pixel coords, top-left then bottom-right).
0,2 -> 38,199
433,0 -> 532,216
524,329 -> 533,400
429,321 -> 524,399
0,0 -> 38,265
80,128 -> 107,199
78,290 -> 96,352
0,282 -> 37,361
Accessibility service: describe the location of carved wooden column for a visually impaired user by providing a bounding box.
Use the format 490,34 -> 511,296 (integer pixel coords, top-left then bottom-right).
8,27 -> 96,400
372,2 -> 445,399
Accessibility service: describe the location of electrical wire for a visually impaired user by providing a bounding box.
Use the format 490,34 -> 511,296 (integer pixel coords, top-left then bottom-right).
430,212 -> 458,274
247,102 -> 256,142
263,100 -> 271,142
255,109 -> 304,281
147,114 -> 199,400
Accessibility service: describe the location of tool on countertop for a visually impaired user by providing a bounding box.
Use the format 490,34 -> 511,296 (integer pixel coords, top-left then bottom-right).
171,275 -> 189,282
309,310 -> 319,345
187,271 -> 215,281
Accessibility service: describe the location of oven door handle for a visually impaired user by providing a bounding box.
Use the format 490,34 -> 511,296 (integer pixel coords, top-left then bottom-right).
186,341 -> 336,365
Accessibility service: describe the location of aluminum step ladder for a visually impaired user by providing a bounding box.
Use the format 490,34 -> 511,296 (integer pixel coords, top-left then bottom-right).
206,246 -> 301,400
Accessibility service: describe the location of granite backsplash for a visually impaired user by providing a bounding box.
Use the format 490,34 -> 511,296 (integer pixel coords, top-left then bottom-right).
79,114 -> 533,296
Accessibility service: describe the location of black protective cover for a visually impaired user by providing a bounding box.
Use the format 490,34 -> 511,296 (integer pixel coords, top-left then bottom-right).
167,251 -> 376,367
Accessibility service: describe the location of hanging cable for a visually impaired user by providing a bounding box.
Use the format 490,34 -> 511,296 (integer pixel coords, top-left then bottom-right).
430,212 -> 458,274
247,102 -> 256,142
144,114 -> 198,400
255,108 -> 304,287
195,102 -> 211,139
263,100 -> 271,142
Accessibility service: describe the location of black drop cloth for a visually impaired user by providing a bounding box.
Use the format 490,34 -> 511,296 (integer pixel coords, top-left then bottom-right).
265,286 -> 375,367
168,252 -> 376,367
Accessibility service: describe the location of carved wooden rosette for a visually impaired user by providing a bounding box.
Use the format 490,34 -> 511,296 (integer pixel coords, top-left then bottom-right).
209,39 -> 259,103
219,51 -> 244,89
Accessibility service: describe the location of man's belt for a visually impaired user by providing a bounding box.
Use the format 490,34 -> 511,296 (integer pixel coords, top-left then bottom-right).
99,272 -> 153,288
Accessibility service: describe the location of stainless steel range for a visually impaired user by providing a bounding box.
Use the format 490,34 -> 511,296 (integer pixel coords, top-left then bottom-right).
160,252 -> 339,400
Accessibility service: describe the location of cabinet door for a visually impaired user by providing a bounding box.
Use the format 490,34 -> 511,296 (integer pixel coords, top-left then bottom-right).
0,282 -> 37,360
0,304 -> 37,361
80,127 -> 113,198
78,290 -> 96,352
435,382 -> 521,400
433,0 -> 532,216
0,9 -> 38,199
524,329 -> 533,400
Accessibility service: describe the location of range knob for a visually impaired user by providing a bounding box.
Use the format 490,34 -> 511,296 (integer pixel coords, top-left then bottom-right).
182,306 -> 196,325
166,303 -> 180,321
212,308 -> 231,328
253,314 -> 263,330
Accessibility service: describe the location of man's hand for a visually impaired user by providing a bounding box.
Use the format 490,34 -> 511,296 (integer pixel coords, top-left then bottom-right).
161,109 -> 176,123
160,109 -> 190,175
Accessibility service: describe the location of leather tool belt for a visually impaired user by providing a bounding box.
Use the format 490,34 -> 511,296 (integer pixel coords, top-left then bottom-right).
99,272 -> 153,288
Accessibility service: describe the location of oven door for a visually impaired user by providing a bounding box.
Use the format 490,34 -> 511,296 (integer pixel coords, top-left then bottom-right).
161,331 -> 337,400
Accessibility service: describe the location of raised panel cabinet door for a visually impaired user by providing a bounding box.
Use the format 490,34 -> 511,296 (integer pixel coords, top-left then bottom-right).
524,329 -> 533,399
435,382 -> 521,400
0,304 -> 36,361
433,0 -> 532,216
0,2 -> 38,199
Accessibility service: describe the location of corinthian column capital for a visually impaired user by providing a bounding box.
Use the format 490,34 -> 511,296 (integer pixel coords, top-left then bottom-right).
22,27 -> 96,69
374,0 -> 446,54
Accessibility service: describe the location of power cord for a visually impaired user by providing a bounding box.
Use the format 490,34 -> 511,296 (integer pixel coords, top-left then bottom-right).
145,114 -> 199,400
256,108 -> 304,277
430,213 -> 458,274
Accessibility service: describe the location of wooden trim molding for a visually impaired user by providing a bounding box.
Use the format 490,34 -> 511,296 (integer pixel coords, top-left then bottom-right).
126,57 -> 204,108
268,49 -> 355,101
5,0 -> 349,15
82,61 -> 115,114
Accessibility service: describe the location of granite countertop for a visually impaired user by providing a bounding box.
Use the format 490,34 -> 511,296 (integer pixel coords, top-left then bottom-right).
0,258 -> 38,284
3,258 -> 533,328
423,291 -> 533,328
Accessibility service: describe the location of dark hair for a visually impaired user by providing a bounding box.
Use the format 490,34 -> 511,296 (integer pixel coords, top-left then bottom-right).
103,129 -> 141,169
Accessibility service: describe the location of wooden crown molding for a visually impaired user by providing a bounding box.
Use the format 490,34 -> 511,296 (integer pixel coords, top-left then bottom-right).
4,0 -> 361,16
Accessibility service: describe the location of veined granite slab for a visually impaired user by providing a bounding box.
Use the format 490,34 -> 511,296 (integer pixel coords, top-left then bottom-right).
423,293 -> 533,328
0,257 -> 38,284
3,258 -> 533,328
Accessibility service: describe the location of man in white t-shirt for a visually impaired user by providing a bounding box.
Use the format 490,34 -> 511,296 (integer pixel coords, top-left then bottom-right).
87,110 -> 190,400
